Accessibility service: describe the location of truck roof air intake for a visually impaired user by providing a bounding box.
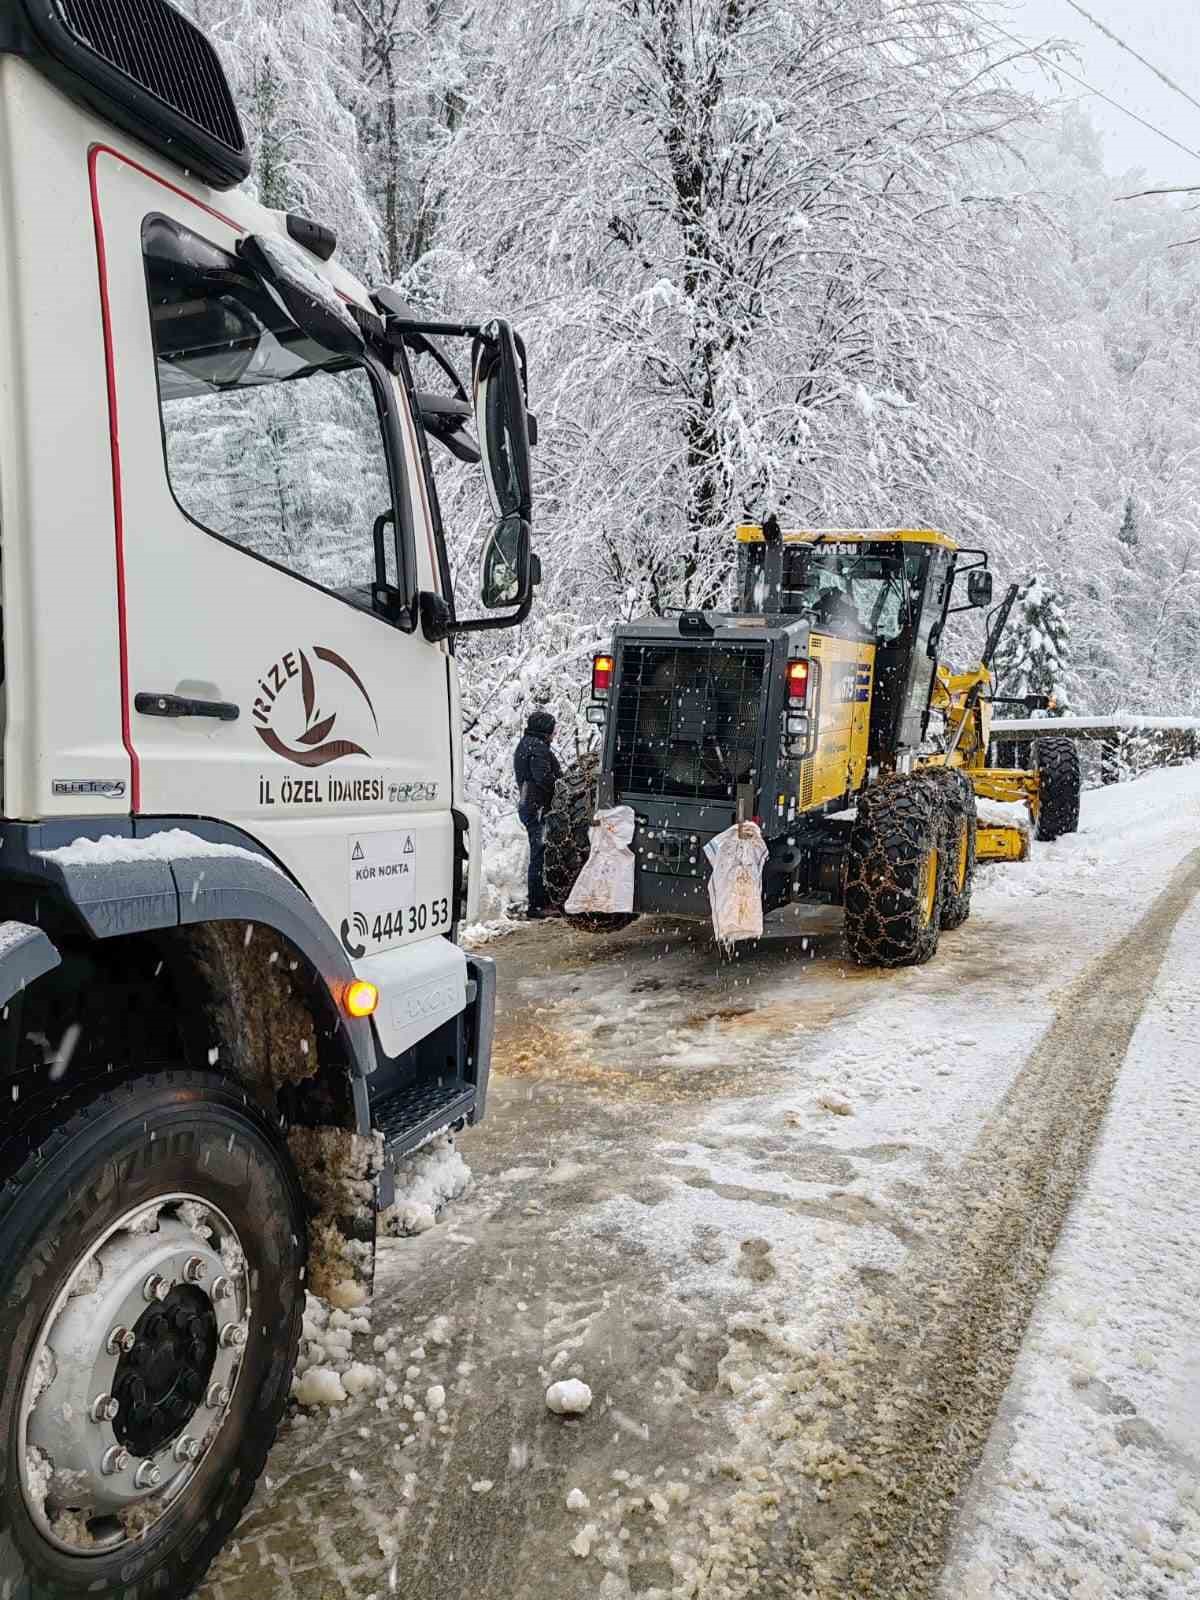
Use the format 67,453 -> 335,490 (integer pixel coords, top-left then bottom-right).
4,0 -> 250,189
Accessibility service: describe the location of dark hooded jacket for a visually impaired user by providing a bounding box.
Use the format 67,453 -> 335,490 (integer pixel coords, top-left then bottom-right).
514,712 -> 562,814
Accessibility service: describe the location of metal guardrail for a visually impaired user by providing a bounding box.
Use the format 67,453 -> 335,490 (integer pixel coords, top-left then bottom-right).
990,715 -> 1200,737
989,715 -> 1200,786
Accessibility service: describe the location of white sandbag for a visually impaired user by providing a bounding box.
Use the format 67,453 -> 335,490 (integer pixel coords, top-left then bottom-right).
704,822 -> 768,943
564,805 -> 636,914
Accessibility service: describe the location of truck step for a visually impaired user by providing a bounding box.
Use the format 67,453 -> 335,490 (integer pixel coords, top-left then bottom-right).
372,1077 -> 476,1160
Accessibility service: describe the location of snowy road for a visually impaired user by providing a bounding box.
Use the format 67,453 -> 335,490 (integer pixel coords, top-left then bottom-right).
199,764 -> 1200,1600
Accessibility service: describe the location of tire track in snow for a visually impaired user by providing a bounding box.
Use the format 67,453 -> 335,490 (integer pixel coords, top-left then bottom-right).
693,847 -> 1200,1600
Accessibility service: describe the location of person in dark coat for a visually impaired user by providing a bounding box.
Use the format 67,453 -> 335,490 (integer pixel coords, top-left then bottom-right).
514,710 -> 563,919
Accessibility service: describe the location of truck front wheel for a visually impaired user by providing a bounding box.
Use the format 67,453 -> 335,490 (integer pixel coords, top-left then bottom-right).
0,1071 -> 305,1599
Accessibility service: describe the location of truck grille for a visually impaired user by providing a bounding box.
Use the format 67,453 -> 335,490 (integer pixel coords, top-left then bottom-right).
612,643 -> 765,802
54,0 -> 245,153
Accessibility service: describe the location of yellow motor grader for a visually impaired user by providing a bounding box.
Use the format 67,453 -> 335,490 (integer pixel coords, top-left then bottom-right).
546,522 -> 1080,965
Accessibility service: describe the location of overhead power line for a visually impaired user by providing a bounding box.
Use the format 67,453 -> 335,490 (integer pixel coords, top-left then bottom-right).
1058,0 -> 1200,120
963,4 -> 1200,169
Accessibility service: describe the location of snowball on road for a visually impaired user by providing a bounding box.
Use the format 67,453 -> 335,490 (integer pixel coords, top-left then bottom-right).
545,1379 -> 593,1416
293,1368 -> 346,1408
201,764 -> 1200,1600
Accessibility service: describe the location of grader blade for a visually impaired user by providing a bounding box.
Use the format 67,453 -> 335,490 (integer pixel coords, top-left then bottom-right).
976,822 -> 1031,863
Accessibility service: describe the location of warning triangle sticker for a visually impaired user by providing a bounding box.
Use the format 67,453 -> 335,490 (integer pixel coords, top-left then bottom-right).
403,836 -> 415,854
351,841 -> 365,861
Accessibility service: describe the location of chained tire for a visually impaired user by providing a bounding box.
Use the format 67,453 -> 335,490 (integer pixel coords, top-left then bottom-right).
923,767 -> 977,931
0,1070 -> 306,1600
542,752 -> 638,934
843,775 -> 946,967
1032,735 -> 1081,841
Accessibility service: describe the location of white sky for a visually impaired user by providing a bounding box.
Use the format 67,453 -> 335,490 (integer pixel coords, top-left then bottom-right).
1006,0 -> 1200,184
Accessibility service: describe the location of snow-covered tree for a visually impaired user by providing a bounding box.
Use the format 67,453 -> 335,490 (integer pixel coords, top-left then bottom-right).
993,577 -> 1074,713
156,4 -> 1200,814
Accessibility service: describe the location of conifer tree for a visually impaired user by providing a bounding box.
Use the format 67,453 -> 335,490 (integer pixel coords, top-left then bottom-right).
993,578 -> 1074,713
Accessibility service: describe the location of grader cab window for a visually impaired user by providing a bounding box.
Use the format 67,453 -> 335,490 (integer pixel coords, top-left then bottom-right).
738,540 -> 918,643
779,548 -> 910,641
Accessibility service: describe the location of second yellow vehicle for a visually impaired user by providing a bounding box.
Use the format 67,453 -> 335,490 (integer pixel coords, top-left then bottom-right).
546,520 -> 1080,965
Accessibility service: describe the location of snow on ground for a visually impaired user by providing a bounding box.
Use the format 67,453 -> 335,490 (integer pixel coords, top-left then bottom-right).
940,887 -> 1200,1600
201,762 -> 1200,1600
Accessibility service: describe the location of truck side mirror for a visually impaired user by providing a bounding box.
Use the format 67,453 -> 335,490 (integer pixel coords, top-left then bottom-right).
967,569 -> 994,608
472,320 -> 533,524
480,515 -> 532,608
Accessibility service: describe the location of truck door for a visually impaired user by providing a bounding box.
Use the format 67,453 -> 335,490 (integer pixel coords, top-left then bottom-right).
93,148 -> 454,959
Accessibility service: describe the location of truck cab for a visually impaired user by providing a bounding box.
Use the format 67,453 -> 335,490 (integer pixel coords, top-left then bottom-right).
0,3 -> 534,1592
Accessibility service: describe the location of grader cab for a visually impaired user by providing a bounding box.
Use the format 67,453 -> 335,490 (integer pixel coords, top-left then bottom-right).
547,522 -> 1080,964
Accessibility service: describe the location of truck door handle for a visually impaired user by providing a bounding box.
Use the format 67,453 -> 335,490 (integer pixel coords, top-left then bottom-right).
135,692 -> 240,722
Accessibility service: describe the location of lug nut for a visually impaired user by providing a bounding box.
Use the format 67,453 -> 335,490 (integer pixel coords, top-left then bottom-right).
219,1322 -> 247,1349
90,1393 -> 120,1424
106,1326 -> 136,1355
183,1256 -> 207,1283
211,1276 -> 233,1302
143,1274 -> 171,1303
101,1446 -> 130,1476
206,1382 -> 231,1410
173,1436 -> 201,1463
134,1460 -> 161,1490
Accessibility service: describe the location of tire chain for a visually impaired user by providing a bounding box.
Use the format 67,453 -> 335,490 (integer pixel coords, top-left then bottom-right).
843,775 -> 944,967
923,767 -> 977,931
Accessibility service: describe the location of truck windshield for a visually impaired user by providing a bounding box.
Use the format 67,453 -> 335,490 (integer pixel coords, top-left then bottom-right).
142,215 -> 396,602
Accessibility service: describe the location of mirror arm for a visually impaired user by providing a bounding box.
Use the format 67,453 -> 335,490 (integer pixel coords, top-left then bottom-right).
452,591 -> 536,635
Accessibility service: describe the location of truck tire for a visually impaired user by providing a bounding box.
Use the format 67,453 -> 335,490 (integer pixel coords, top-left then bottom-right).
542,752 -> 637,934
844,775 -> 946,967
0,1071 -> 306,1600
923,768 -> 977,931
1033,736 -> 1081,841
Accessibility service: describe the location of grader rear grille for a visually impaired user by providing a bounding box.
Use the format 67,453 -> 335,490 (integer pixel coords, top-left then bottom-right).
611,643 -> 765,802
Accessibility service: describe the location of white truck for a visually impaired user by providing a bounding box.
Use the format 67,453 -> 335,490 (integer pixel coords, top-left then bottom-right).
0,3 -> 536,1594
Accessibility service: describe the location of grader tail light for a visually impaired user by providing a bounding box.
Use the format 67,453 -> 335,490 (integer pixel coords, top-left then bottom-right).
784,659 -> 811,754
786,659 -> 810,703
587,653 -> 615,726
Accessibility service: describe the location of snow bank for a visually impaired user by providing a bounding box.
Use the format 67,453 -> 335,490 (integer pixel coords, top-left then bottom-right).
473,809 -> 529,923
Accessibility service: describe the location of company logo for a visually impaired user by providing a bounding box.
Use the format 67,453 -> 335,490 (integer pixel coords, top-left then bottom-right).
399,980 -> 458,1023
253,646 -> 379,767
52,778 -> 127,799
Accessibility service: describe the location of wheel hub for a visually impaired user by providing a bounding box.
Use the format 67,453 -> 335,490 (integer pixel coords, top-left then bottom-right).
19,1196 -> 251,1554
111,1282 -> 218,1457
